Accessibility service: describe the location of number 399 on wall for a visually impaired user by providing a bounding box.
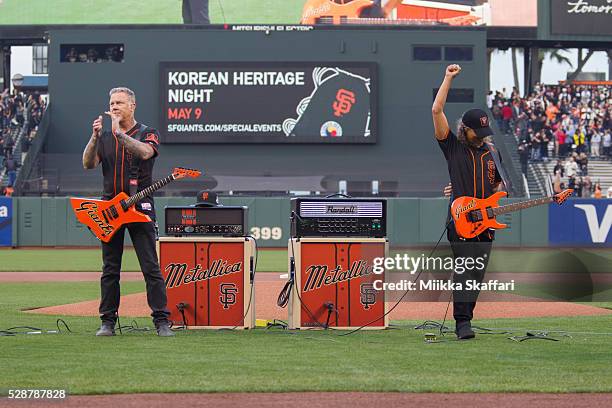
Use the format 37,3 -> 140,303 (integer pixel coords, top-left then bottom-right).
250,227 -> 282,240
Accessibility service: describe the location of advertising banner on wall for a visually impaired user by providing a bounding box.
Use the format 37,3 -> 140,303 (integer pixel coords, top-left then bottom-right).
550,0 -> 612,36
0,197 -> 12,247
159,62 -> 377,144
549,199 -> 612,246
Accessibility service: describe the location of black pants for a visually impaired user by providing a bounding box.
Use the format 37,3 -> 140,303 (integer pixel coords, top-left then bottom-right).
182,0 -> 210,24
520,159 -> 528,175
100,221 -> 170,325
447,227 -> 493,323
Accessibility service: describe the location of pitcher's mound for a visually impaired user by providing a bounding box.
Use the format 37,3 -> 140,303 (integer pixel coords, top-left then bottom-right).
27,281 -> 612,320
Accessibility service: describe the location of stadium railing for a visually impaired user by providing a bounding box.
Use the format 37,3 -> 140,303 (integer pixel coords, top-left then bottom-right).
14,103 -> 50,196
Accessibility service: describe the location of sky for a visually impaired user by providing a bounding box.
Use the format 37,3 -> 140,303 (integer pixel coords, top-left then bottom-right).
489,49 -> 610,94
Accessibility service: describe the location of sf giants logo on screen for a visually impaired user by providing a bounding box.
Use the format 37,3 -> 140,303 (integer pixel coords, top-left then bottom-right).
219,283 -> 238,309
360,283 -> 377,310
332,89 -> 356,118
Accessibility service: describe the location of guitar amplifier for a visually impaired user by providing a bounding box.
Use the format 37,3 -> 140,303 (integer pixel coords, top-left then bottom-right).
290,198 -> 386,238
165,206 -> 248,237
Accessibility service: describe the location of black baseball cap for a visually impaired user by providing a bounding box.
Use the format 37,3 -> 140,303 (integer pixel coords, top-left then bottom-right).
462,109 -> 494,138
195,190 -> 220,207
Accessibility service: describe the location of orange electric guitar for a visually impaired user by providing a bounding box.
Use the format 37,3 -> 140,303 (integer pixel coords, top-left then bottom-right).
451,189 -> 573,239
301,0 -> 402,25
301,0 -> 478,26
71,167 -> 201,243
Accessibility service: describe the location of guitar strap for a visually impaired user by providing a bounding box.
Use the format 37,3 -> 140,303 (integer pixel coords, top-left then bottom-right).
485,142 -> 513,197
128,124 -> 148,196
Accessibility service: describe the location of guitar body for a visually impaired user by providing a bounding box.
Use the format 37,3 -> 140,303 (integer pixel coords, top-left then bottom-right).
451,191 -> 507,239
71,167 -> 201,243
70,193 -> 151,243
302,0 -> 374,24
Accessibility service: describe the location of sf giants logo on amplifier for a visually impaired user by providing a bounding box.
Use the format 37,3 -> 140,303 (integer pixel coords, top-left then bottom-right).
219,283 -> 238,309
360,283 -> 377,310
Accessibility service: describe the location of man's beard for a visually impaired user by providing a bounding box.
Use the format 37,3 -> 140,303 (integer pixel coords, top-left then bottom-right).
465,137 -> 483,148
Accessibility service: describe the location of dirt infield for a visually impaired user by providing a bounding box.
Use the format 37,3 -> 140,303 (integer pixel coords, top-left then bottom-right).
18,272 -> 612,320
2,393 -> 611,408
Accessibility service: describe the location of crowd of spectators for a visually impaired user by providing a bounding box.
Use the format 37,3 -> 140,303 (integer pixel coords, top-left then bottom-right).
63,45 -> 124,63
488,83 -> 611,198
0,89 -> 46,196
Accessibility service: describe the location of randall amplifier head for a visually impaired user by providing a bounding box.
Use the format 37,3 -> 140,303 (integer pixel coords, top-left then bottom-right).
165,206 -> 248,237
290,198 -> 386,238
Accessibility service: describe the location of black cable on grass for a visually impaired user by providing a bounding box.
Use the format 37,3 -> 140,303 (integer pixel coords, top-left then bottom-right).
117,320 -> 153,333
56,319 -> 72,333
6,326 -> 42,332
413,320 -> 452,332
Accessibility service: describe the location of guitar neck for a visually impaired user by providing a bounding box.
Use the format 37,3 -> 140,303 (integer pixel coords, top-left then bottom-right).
124,175 -> 176,208
317,17 -> 442,25
492,196 -> 553,216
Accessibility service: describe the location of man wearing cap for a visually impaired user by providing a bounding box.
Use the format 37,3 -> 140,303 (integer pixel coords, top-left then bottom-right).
432,64 -> 504,340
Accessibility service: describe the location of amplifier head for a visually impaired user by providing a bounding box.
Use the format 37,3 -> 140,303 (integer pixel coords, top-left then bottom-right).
290,198 -> 386,238
165,206 -> 248,237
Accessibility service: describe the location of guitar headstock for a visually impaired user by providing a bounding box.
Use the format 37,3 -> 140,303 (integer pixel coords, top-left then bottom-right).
553,189 -> 573,205
172,167 -> 202,179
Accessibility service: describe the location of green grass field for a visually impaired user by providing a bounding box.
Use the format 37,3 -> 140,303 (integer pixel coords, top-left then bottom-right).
1,247 -> 610,273
0,0 -> 303,25
2,282 -> 612,394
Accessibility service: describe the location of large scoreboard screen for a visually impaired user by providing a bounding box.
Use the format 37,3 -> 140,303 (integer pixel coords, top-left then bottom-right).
160,62 -> 377,144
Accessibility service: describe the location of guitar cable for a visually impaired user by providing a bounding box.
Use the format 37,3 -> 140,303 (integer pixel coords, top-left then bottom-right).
277,236 -> 339,330
223,235 -> 258,331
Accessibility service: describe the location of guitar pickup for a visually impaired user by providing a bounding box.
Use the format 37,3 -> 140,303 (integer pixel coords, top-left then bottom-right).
468,210 -> 483,222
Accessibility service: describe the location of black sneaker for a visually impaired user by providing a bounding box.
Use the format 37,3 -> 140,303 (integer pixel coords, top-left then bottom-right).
455,321 -> 475,340
95,323 -> 115,337
156,323 -> 175,337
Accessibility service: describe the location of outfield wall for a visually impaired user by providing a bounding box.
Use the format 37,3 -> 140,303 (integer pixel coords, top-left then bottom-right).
6,197 -> 610,248
4,196 -> 582,248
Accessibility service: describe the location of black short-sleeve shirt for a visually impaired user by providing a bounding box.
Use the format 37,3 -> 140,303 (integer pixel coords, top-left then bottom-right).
96,122 -> 160,215
438,129 -> 502,200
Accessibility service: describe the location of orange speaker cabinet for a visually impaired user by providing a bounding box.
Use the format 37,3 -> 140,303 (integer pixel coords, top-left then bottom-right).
158,237 -> 256,329
287,237 -> 388,330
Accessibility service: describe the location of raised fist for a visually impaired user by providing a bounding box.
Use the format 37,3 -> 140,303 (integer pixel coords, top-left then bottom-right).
445,64 -> 462,78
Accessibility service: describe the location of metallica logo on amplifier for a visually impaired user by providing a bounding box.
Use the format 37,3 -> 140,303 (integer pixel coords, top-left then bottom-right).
291,197 -> 386,237
165,259 -> 243,289
303,260 -> 373,292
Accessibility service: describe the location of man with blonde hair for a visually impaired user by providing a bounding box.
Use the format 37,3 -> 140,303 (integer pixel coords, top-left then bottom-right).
82,87 -> 173,337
